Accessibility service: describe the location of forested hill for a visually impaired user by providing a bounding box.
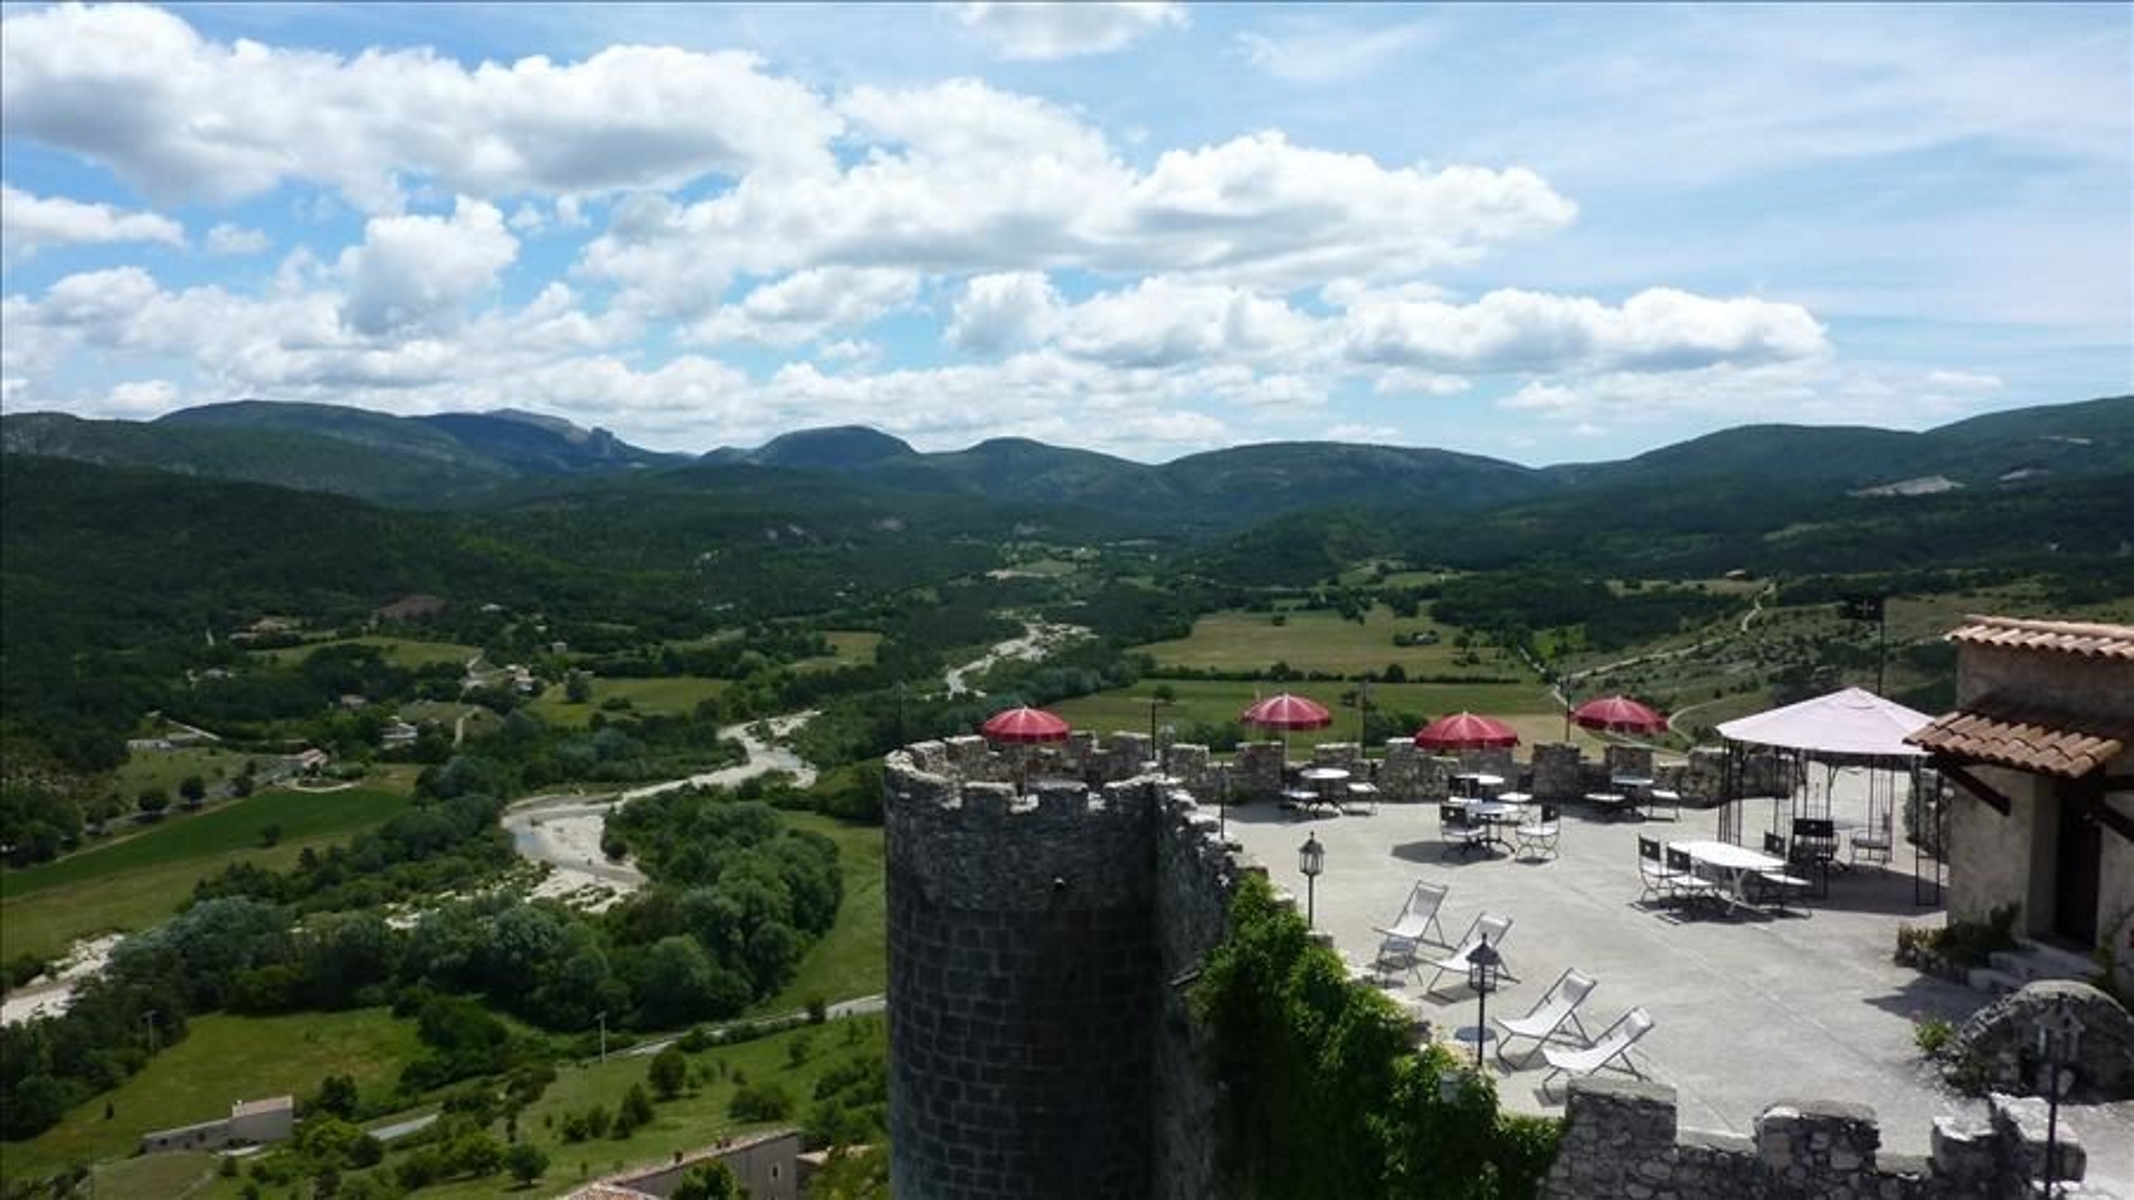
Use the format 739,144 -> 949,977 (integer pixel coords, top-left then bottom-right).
4,395 -> 2126,534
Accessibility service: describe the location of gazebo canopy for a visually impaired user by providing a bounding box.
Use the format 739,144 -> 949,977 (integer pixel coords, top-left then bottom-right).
1715,687 -> 1933,760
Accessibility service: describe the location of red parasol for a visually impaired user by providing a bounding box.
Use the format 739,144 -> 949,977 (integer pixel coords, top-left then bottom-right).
980,705 -> 1072,744
1570,695 -> 1668,735
1413,711 -> 1520,750
1240,692 -> 1334,730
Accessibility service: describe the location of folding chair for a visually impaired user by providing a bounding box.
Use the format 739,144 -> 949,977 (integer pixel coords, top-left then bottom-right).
1495,968 -> 1597,1063
1754,831 -> 1814,915
1514,805 -> 1561,860
1371,881 -> 1451,981
1541,1007 -> 1655,1097
1636,836 -> 1679,904
1663,846 -> 1720,911
1424,912 -> 1516,996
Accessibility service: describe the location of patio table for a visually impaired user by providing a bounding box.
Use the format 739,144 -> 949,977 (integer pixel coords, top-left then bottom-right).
1298,766 -> 1351,817
1453,772 -> 1505,800
1465,799 -> 1527,852
1672,838 -> 1784,910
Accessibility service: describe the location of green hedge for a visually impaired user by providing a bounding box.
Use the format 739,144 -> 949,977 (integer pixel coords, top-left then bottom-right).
1192,875 -> 1560,1198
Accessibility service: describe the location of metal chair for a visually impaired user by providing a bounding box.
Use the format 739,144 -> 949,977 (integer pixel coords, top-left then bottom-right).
1514,804 -> 1561,860
1439,803 -> 1488,860
1663,845 -> 1720,910
1636,836 -> 1679,904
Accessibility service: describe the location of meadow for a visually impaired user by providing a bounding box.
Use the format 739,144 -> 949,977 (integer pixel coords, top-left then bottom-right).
0,786 -> 414,961
528,676 -> 730,728
11,1007 -> 424,1179
751,809 -> 886,1015
1133,604 -> 1507,678
249,635 -> 483,669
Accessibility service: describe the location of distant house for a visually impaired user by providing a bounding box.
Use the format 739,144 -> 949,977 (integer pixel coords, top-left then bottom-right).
285,748 -> 331,775
562,1130 -> 802,1200
1907,615 -> 2133,977
374,594 -> 447,623
338,693 -> 369,710
140,1096 -> 294,1154
380,719 -> 420,748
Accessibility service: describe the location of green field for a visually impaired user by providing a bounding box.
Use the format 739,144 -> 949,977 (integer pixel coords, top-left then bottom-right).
89,1150 -> 220,1199
793,629 -> 884,672
250,635 -> 482,669
529,676 -> 730,728
181,1017 -> 889,1200
1,787 -> 414,961
1135,604 -> 1516,678
752,811 -> 886,1014
9,1007 -> 424,1181
1050,678 -> 1603,751
111,743 -> 253,798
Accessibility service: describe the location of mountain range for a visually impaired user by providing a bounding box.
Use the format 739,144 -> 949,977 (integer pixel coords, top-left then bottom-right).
8,395 -> 2128,536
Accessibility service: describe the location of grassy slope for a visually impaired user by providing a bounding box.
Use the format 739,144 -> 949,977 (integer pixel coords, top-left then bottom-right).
751,813 -> 886,1014
188,1017 -> 888,1200
109,744 -> 254,799
527,676 -> 731,729
250,635 -> 483,669
8,1008 -> 423,1180
0,787 -> 414,961
1136,603 -> 1502,678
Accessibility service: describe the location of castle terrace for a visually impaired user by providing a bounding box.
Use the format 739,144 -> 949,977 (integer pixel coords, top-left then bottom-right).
1211,768 -> 2134,1191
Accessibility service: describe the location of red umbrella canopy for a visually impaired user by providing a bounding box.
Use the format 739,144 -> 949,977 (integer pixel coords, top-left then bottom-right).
1570,695 -> 1669,734
980,706 -> 1072,744
1239,692 -> 1334,731
1413,711 -> 1520,750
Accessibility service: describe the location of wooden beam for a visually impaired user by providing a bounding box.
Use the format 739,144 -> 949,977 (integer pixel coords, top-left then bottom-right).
1934,758 -> 2013,816
2091,797 -> 2134,844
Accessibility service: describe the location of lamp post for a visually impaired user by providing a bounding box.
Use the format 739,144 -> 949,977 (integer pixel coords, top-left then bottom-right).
1467,936 -> 1502,1067
1357,678 -> 1372,759
2038,999 -> 2084,1196
1298,834 -> 1324,928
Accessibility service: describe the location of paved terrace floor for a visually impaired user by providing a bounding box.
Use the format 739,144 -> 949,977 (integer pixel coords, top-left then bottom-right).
1209,779 -> 2133,1189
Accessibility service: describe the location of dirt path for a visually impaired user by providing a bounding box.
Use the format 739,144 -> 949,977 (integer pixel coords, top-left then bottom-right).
944,621 -> 1089,697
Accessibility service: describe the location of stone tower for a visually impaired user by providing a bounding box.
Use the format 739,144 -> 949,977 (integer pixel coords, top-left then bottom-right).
884,742 -> 1161,1200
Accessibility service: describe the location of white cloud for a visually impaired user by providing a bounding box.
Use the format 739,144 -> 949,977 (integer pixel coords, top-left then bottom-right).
946,272 -> 1061,353
691,267 -> 921,347
0,183 -> 183,260
0,4 -> 840,210
1498,359 -> 1998,431
950,2 -> 1185,60
1924,369 -> 2004,392
205,223 -> 270,255
1237,18 -> 1437,85
1342,287 -> 1827,374
1323,422 -> 1404,443
1051,277 -> 1318,368
338,198 -> 518,336
102,378 -> 182,416
579,84 -> 1578,310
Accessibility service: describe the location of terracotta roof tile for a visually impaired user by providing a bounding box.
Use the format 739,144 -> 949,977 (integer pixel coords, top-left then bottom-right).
1907,700 -> 2134,778
1947,614 -> 2134,661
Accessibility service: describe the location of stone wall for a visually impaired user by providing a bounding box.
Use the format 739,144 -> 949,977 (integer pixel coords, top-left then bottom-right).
884,735 -> 1252,1200
1543,1076 -> 2086,1199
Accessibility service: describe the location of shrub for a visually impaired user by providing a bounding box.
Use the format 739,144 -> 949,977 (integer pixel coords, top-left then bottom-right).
1914,1016 -> 1958,1059
730,1081 -> 795,1122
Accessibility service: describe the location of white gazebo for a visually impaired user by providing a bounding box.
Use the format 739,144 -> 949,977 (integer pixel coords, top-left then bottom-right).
1715,687 -> 1939,902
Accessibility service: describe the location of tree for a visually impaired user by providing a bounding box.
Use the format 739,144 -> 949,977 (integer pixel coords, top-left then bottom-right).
137,787 -> 171,817
312,1073 -> 359,1119
672,1161 -> 740,1200
648,1044 -> 688,1100
729,1080 -> 793,1122
179,775 -> 207,806
615,1082 -> 656,1136
565,671 -> 593,704
448,1131 -> 505,1178
504,1142 -> 550,1186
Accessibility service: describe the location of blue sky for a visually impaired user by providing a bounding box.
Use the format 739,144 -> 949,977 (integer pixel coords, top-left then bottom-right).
2,2 -> 2127,464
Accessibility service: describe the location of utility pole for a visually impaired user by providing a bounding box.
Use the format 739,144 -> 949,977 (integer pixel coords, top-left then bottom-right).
1357,678 -> 1373,758
141,1010 -> 158,1057
596,1011 -> 608,1065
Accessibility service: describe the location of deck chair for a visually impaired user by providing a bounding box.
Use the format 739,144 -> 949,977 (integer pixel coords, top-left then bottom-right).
1514,804 -> 1561,860
1424,911 -> 1516,996
1753,831 -> 1814,914
1495,968 -> 1597,1063
1636,836 -> 1679,904
1789,817 -> 1839,894
1439,803 -> 1488,860
1663,846 -> 1721,910
1371,881 -> 1451,980
1541,1007 -> 1655,1097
